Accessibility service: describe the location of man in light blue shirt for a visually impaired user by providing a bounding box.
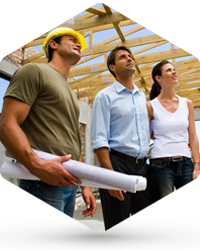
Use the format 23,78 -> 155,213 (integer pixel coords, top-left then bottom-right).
91,45 -> 153,230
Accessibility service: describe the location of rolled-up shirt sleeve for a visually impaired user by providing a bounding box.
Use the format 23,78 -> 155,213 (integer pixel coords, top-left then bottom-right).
91,93 -> 110,152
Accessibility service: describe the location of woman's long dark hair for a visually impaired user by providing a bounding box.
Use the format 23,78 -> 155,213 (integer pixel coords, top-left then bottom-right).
149,60 -> 171,100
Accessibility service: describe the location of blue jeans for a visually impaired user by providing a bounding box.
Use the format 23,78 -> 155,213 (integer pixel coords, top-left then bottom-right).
149,157 -> 194,202
19,180 -> 78,217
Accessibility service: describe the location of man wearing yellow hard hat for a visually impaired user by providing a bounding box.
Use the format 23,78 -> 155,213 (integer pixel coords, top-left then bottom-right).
0,27 -> 96,218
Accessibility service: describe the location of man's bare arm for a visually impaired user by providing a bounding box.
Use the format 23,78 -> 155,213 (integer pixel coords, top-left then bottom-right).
0,97 -> 81,187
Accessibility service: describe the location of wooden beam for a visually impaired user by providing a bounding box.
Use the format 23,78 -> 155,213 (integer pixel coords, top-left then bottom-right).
86,7 -> 107,16
74,53 -> 104,67
113,22 -> 126,41
77,19 -> 137,36
133,41 -> 168,56
68,62 -> 106,78
103,4 -> 125,41
59,12 -> 129,31
70,74 -> 115,89
24,19 -> 138,49
176,82 -> 200,90
137,71 -> 200,89
77,7 -> 106,20
89,33 -> 93,46
68,49 -> 193,78
134,48 -> 191,65
69,70 -> 105,88
82,34 -> 166,57
77,84 -> 111,98
22,52 -> 44,64
102,3 -> 112,14
77,82 -> 112,96
178,72 -> 200,82
24,38 -> 45,48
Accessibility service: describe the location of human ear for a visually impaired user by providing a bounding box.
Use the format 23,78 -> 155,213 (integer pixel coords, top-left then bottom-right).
155,75 -> 161,83
109,64 -> 115,72
49,40 -> 58,50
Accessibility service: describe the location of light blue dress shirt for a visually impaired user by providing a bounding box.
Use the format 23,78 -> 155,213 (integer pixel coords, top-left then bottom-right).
91,80 -> 150,158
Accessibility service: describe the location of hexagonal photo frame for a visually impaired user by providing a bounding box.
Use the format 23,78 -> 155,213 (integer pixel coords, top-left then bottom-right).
0,2 -> 200,233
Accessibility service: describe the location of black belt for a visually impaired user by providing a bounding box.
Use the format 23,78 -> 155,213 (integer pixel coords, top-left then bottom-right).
110,149 -> 146,164
152,156 -> 186,163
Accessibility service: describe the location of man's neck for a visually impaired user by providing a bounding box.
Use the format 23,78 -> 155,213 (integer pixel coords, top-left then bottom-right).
116,76 -> 133,92
48,57 -> 71,79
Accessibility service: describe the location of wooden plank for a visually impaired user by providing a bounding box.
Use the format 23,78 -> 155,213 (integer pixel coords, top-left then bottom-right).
134,48 -> 191,65
77,19 -> 137,36
22,46 -> 26,61
135,61 -> 200,78
82,34 -> 166,57
89,33 -> 93,46
113,22 -> 126,41
176,82 -> 200,90
102,3 -> 125,41
59,12 -> 129,31
102,4 -> 112,14
69,70 -> 105,88
77,7 -> 106,20
133,41 -> 168,56
68,62 -> 106,78
138,72 -> 200,89
77,84 -> 111,98
24,38 -> 45,48
69,48 -> 192,78
86,7 -> 107,16
178,72 -> 200,81
178,68 -> 200,76
32,57 -> 48,64
22,52 -> 44,65
70,74 -> 115,89
78,82 -> 112,96
74,54 -> 104,67
179,90 -> 200,99
141,72 -> 200,85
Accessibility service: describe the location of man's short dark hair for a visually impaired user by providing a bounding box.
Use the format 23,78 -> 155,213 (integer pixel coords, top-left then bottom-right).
47,36 -> 62,62
107,46 -> 133,78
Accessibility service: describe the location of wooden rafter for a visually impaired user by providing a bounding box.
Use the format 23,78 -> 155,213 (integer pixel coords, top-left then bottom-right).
86,7 -> 107,16
102,4 -> 125,41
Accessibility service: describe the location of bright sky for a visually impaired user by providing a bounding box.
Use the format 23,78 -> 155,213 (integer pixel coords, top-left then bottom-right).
0,2 -> 200,149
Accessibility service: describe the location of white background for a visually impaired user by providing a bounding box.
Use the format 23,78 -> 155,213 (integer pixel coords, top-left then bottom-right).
0,0 -> 200,249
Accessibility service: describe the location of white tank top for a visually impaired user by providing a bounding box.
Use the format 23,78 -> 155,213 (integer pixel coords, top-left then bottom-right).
149,95 -> 191,159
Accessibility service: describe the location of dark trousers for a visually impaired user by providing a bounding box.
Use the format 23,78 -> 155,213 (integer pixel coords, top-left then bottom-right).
99,150 -> 153,230
149,157 -> 194,202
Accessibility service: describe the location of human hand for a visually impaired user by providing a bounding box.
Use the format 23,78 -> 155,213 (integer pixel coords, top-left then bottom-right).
81,187 -> 97,217
30,155 -> 82,187
193,164 -> 199,180
108,189 -> 126,201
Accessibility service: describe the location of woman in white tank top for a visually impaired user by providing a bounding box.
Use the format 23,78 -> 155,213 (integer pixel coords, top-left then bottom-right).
146,60 -> 199,202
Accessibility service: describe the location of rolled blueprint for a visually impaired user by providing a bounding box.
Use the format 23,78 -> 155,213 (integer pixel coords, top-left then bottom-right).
1,149 -> 147,193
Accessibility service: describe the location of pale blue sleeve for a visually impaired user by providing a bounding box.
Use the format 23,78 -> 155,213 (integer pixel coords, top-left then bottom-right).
91,93 -> 110,152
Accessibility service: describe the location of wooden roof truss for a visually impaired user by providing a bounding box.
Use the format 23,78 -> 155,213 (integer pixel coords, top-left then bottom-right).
21,4 -> 200,107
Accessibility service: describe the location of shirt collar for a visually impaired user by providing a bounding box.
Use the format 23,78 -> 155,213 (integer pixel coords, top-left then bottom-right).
113,80 -> 142,95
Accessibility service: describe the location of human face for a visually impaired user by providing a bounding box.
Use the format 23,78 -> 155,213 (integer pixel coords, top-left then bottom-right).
156,63 -> 178,87
56,35 -> 82,65
109,49 -> 135,78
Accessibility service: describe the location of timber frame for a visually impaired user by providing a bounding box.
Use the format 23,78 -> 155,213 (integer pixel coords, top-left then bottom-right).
21,4 -> 200,106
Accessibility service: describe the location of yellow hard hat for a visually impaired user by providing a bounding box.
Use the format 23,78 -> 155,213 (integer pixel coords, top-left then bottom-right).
42,27 -> 87,56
